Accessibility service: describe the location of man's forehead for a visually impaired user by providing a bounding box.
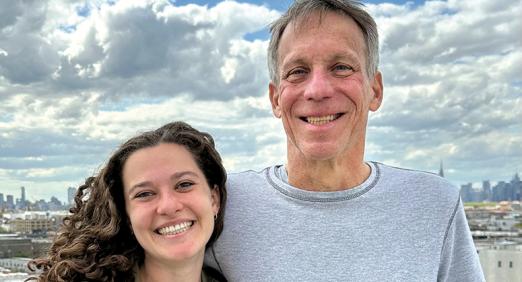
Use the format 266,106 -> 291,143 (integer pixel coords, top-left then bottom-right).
287,9 -> 357,36
279,11 -> 365,56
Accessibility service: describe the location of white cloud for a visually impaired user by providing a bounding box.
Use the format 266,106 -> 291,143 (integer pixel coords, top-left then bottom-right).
364,0 -> 521,183
0,0 -> 520,202
51,0 -> 280,101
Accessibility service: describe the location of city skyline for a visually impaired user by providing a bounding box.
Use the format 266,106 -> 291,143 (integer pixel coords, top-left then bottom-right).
1,0 -> 521,201
2,167 -> 520,204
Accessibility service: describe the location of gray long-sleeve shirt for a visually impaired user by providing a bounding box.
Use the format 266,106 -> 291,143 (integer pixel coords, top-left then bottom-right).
205,162 -> 484,281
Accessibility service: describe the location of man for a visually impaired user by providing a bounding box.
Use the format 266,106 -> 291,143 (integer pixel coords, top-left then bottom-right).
206,0 -> 484,281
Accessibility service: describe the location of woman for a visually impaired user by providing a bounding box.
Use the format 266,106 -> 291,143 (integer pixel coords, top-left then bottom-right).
28,121 -> 227,282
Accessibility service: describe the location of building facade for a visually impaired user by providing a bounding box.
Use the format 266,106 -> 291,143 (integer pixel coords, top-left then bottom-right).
478,243 -> 522,282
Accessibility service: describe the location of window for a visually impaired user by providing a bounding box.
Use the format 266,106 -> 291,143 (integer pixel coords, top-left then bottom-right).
509,261 -> 513,268
498,261 -> 502,267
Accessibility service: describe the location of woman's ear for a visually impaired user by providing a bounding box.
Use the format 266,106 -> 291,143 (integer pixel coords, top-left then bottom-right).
211,185 -> 221,216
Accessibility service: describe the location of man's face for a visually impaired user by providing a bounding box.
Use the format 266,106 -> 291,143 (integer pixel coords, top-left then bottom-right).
269,11 -> 383,162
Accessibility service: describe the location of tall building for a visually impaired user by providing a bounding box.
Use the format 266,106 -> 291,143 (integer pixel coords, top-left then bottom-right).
510,173 -> 521,200
20,186 -> 26,203
438,160 -> 444,178
492,181 -> 509,201
6,195 -> 14,209
461,183 -> 474,202
460,172 -> 522,202
19,186 -> 27,209
513,173 -> 521,183
0,193 -> 4,206
67,187 -> 77,206
482,180 -> 491,201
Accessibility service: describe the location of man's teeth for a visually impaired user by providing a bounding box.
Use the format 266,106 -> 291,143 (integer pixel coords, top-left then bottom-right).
306,114 -> 337,125
157,221 -> 193,235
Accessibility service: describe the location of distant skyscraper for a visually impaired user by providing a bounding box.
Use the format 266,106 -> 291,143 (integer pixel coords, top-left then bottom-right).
482,180 -> 491,201
460,183 -> 474,202
438,160 -> 444,178
21,186 -> 26,203
0,193 -> 4,205
6,195 -> 14,209
68,187 -> 77,206
492,181 -> 509,201
511,173 -> 521,200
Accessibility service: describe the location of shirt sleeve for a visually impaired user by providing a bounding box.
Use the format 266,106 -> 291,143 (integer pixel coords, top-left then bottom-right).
438,198 -> 485,282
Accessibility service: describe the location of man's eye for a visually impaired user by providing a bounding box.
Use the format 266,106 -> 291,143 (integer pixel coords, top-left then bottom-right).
332,64 -> 353,76
336,65 -> 350,70
289,68 -> 307,75
284,68 -> 308,82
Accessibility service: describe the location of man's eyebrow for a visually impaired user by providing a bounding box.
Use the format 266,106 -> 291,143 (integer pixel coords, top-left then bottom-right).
332,53 -> 359,62
281,51 -> 360,69
281,57 -> 307,70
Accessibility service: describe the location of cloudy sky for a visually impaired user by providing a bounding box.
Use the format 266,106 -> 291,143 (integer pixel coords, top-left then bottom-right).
0,0 -> 520,203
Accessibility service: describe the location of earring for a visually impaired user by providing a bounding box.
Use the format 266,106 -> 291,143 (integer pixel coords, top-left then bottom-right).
214,213 -> 218,220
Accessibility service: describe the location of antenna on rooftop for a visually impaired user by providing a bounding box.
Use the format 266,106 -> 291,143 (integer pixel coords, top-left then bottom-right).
438,160 -> 444,178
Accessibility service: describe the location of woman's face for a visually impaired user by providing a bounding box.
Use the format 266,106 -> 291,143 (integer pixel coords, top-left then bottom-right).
122,143 -> 220,264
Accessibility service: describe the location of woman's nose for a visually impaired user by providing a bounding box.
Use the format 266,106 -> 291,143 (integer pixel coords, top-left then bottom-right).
156,191 -> 183,215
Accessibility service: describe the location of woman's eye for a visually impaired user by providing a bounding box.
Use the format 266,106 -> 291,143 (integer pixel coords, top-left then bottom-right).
177,181 -> 194,191
134,191 -> 154,199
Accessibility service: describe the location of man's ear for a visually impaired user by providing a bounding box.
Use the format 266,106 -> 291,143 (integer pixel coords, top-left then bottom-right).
369,71 -> 383,112
211,185 -> 220,215
269,82 -> 282,118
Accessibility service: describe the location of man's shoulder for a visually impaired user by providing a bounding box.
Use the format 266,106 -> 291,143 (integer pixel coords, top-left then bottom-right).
226,165 -> 276,186
223,166 -> 278,203
376,162 -> 456,186
374,162 -> 460,199
227,166 -> 268,178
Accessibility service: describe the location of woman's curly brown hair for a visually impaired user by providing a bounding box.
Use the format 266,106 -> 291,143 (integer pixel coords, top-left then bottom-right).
27,121 -> 227,282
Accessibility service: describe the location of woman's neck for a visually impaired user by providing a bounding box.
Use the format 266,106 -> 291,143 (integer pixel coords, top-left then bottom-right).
137,253 -> 204,282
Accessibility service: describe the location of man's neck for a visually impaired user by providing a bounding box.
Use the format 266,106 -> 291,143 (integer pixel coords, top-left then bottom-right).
286,151 -> 370,192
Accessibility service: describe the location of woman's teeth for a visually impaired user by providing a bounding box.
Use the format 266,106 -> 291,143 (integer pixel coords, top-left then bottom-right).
157,221 -> 193,235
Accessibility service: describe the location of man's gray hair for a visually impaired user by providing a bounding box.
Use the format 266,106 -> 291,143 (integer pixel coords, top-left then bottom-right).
268,0 -> 379,84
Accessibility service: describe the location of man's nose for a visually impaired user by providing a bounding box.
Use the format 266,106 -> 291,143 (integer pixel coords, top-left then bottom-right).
156,191 -> 183,215
303,70 -> 334,101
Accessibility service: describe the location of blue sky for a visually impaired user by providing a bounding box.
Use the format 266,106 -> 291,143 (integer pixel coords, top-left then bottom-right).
0,0 -> 521,203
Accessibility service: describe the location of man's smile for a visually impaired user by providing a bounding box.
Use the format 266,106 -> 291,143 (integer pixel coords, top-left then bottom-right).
300,113 -> 344,125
